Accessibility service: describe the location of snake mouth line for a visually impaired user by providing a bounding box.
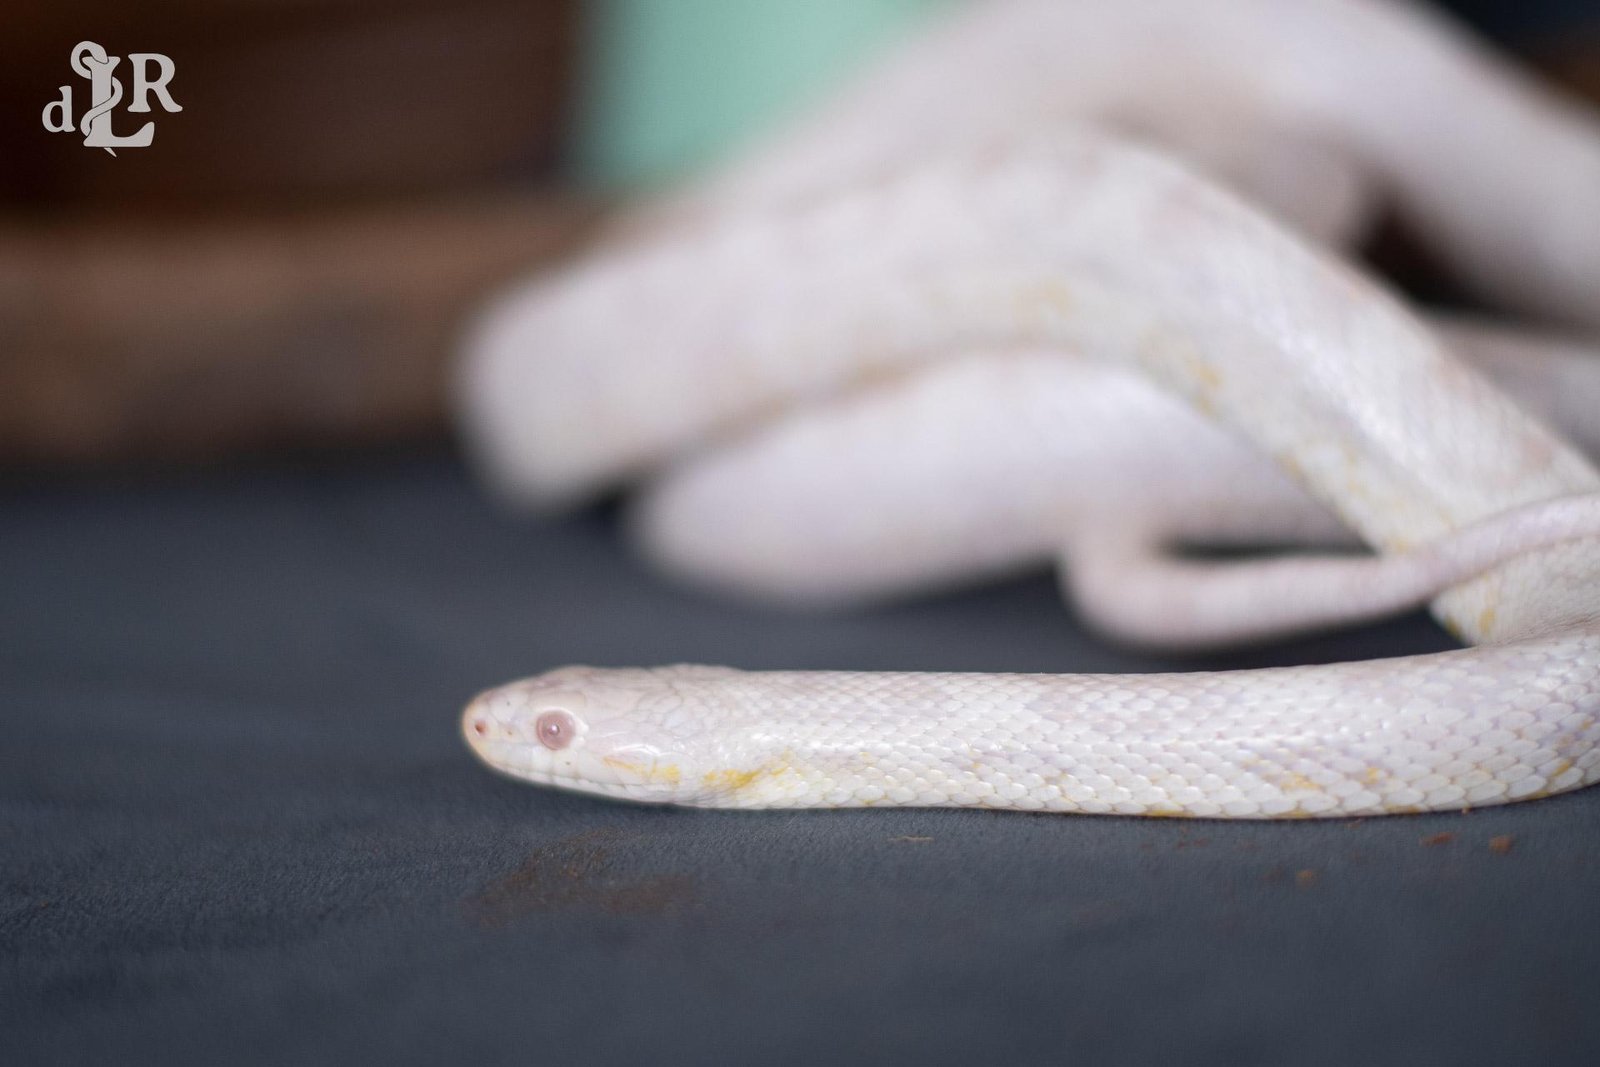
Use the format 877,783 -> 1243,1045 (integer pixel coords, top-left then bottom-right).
473,757 -> 678,804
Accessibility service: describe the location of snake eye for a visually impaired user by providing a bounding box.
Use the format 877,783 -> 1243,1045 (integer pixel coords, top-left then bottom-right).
535,710 -> 577,751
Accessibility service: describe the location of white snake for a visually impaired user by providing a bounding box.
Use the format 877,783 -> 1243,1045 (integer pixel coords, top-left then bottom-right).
455,1 -> 1600,817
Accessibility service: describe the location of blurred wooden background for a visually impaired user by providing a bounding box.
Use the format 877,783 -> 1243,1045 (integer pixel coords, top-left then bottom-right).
0,0 -> 595,467
0,0 -> 577,206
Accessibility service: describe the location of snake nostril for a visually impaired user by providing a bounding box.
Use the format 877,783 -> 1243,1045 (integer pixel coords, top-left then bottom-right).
470,717 -> 490,738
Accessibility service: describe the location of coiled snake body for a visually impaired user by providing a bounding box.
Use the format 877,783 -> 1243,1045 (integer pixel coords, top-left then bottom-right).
458,135 -> 1600,817
457,0 -> 1600,817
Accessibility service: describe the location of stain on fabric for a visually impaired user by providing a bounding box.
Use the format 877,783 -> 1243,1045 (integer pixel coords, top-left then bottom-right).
463,828 -> 695,927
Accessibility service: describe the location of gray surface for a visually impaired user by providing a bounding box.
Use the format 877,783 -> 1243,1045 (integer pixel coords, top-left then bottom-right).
3,452 -> 1599,1065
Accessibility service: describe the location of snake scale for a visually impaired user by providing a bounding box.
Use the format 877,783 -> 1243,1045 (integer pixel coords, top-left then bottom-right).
455,1 -> 1600,817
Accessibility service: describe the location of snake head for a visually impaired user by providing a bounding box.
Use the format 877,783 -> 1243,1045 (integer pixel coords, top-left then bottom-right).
462,665 -> 729,803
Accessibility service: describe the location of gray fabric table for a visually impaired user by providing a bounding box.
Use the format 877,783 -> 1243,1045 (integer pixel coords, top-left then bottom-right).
3,452 -> 1597,1065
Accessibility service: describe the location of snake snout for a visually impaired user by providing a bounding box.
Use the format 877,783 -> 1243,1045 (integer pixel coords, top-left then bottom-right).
461,687 -> 553,769
461,690 -> 511,761
460,679 -> 610,789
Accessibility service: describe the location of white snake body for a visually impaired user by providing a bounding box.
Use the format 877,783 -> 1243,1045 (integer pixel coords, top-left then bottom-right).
460,134 -> 1600,817
631,338 -> 1600,645
466,642 -> 1600,816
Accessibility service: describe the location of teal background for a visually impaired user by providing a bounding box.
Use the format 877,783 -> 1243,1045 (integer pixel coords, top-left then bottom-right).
577,0 -> 957,189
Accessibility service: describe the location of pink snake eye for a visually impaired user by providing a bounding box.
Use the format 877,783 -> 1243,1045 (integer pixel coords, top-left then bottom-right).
535,710 -> 577,751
